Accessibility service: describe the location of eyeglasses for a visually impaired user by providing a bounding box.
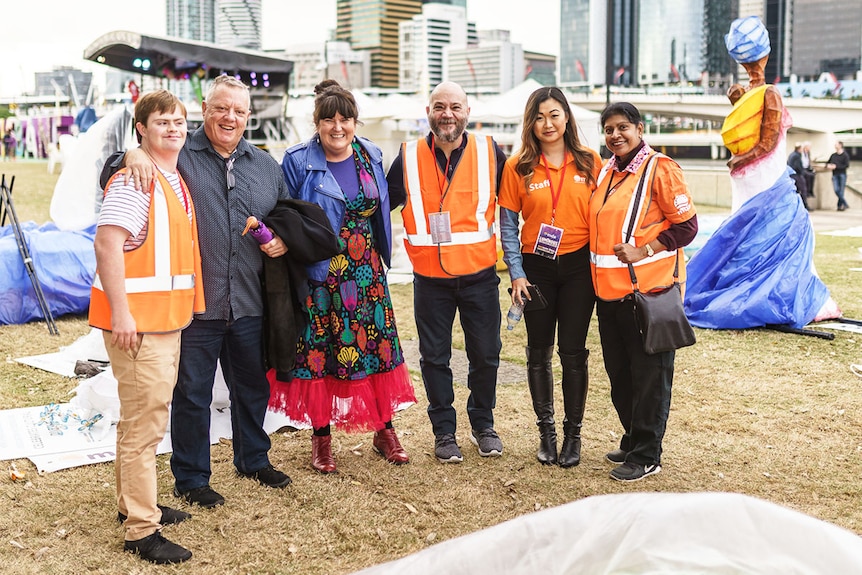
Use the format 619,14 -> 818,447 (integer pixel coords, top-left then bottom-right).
226,157 -> 235,190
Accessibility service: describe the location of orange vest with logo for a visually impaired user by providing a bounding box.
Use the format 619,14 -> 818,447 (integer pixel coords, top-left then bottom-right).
401,134 -> 498,278
589,153 -> 685,301
89,169 -> 205,333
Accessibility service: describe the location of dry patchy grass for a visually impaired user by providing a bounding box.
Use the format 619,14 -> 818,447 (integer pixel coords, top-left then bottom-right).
1,161 -> 861,574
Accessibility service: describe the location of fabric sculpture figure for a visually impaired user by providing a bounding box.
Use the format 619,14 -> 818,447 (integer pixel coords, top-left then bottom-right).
684,16 -> 839,330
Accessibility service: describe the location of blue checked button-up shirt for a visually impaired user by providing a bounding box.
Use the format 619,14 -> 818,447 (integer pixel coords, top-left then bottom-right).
179,127 -> 290,321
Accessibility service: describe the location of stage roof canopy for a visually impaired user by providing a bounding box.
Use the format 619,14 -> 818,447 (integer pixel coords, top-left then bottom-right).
83,30 -> 293,89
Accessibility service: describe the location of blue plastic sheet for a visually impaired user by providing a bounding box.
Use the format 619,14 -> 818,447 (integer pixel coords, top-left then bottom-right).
0,222 -> 95,325
684,169 -> 830,329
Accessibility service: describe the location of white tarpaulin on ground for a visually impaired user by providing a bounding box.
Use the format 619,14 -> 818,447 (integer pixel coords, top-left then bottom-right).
2,329 -> 302,473
352,492 -> 862,575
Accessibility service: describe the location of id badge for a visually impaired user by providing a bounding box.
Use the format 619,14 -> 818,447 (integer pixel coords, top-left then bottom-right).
429,211 -> 452,244
533,223 -> 563,259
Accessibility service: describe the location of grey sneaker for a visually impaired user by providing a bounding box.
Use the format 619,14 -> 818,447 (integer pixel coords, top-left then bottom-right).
605,448 -> 627,464
434,433 -> 463,463
470,428 -> 503,457
610,461 -> 661,482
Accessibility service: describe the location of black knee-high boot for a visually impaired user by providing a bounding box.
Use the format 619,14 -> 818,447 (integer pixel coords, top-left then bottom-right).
559,349 -> 589,468
526,346 -> 557,465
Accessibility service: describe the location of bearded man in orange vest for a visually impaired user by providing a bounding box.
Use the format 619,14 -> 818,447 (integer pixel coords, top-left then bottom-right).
90,90 -> 204,564
387,81 -> 508,463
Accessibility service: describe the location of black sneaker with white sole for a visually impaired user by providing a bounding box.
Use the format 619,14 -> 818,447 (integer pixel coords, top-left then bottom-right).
434,433 -> 464,463
610,461 -> 661,482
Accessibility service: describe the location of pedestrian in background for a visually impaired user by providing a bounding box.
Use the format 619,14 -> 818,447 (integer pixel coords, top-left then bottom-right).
826,141 -> 851,211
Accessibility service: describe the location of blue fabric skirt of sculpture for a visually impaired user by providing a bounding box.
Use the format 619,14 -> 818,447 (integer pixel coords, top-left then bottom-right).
684,168 -> 830,329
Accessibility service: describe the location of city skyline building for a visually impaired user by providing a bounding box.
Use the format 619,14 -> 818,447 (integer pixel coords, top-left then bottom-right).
398,3 -> 473,93
638,0 -> 705,86
166,0 -> 216,43
217,0 -> 262,50
336,0 -> 423,89
445,29 -> 525,95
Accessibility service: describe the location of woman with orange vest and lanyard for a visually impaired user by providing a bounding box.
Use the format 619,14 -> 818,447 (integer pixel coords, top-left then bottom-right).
589,102 -> 698,482
499,87 -> 601,468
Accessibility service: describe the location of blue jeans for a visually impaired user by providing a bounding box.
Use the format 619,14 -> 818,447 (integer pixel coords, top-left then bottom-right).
832,172 -> 848,208
596,298 -> 674,466
170,316 -> 272,492
413,267 -> 502,436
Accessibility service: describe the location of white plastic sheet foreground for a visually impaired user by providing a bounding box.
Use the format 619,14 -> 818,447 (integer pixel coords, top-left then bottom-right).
352,492 -> 862,575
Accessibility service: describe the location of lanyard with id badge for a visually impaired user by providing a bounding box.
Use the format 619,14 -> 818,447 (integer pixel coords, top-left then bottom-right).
430,136 -> 454,244
533,153 -> 566,259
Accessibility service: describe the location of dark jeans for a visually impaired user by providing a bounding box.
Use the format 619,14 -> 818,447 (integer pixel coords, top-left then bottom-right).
833,172 -> 848,209
413,267 -> 502,436
170,316 -> 272,492
596,297 -> 674,466
522,247 -> 595,353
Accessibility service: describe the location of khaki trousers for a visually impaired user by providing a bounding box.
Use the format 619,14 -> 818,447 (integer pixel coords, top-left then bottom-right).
104,331 -> 181,541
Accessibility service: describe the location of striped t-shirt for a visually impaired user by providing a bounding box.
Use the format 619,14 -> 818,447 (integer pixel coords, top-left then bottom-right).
98,169 -> 189,251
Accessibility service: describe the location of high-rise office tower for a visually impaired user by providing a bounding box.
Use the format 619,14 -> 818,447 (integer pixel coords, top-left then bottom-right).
638,0 -> 704,86
166,0 -> 217,43
560,0 -> 606,86
790,0 -> 862,80
217,0 -> 262,50
336,0 -> 423,88
398,3 -> 473,93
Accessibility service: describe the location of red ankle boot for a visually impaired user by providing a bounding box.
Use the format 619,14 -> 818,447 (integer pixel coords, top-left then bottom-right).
311,434 -> 336,474
373,428 -> 410,465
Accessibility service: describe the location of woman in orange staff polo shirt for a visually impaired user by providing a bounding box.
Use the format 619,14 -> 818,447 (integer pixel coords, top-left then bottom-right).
499,87 -> 601,469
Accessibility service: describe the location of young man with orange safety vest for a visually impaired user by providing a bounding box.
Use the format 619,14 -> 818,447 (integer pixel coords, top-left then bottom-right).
387,81 -> 508,464
90,90 -> 203,564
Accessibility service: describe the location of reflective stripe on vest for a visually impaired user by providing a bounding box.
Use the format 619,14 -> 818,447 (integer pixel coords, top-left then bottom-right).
590,153 -> 681,300
404,135 -> 494,246
93,178 -> 194,293
90,170 -> 201,333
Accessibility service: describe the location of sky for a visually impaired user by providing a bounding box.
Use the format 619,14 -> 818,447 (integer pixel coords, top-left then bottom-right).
0,0 -> 560,98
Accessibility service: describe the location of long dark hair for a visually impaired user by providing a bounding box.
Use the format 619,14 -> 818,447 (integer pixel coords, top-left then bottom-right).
515,87 -> 596,192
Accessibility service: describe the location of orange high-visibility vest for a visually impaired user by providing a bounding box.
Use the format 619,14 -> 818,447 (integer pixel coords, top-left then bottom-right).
401,134 -> 498,278
89,169 -> 205,333
589,153 -> 685,301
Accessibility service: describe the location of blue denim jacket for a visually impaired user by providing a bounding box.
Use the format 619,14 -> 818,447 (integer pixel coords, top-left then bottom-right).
281,135 -> 393,282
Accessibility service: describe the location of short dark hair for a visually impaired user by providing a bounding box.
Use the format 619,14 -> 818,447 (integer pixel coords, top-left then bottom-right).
600,101 -> 642,128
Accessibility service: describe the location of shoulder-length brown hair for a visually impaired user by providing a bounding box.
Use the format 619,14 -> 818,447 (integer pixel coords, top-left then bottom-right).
515,87 -> 595,192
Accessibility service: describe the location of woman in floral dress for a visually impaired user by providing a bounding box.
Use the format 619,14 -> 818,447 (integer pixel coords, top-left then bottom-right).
272,79 -> 414,473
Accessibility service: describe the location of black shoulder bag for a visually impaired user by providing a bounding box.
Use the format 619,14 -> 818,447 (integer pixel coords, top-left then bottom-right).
624,156 -> 696,355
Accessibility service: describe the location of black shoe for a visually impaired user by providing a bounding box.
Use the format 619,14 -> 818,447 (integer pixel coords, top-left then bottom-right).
124,531 -> 192,564
237,464 -> 292,488
605,448 -> 627,464
117,504 -> 191,525
610,461 -> 661,482
173,485 -> 225,508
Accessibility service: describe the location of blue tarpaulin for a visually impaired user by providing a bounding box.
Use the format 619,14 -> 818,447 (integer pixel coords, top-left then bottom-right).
684,168 -> 830,329
0,222 -> 95,325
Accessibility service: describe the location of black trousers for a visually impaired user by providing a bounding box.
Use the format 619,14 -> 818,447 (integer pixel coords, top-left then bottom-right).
522,245 -> 595,353
596,297 -> 674,466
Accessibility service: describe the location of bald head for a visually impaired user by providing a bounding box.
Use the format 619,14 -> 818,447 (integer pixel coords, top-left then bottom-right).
427,81 -> 470,145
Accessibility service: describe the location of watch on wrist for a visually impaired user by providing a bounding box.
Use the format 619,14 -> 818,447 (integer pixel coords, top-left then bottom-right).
644,243 -> 655,258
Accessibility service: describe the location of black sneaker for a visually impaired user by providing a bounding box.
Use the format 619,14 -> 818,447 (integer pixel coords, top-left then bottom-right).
237,464 -> 292,488
124,531 -> 192,564
605,448 -> 627,465
117,504 -> 191,525
610,461 -> 661,482
173,485 -> 225,508
470,428 -> 503,457
434,433 -> 463,464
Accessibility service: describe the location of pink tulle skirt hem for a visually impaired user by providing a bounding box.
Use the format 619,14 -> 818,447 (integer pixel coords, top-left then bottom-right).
267,362 -> 416,433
